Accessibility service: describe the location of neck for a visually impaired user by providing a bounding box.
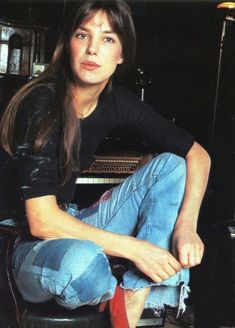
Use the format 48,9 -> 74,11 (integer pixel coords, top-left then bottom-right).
72,82 -> 107,119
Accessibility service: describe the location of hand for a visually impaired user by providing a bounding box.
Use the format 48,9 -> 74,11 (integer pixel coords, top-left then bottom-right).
130,239 -> 182,283
172,224 -> 204,268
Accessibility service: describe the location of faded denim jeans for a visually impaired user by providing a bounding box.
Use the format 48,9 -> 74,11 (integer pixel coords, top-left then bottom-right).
12,153 -> 190,313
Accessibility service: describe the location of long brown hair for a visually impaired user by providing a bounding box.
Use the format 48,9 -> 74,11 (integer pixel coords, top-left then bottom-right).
0,0 -> 136,184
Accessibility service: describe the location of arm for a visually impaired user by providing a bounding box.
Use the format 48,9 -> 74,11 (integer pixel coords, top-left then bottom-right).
172,141 -> 211,268
26,195 -> 182,282
111,88 -> 210,268
26,195 -> 134,258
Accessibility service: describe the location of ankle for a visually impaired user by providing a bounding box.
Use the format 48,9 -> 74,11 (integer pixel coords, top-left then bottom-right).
124,288 -> 150,328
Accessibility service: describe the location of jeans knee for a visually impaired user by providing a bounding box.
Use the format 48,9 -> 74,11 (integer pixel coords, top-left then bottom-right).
169,153 -> 186,175
56,240 -> 114,304
155,153 -> 186,179
68,253 -> 113,303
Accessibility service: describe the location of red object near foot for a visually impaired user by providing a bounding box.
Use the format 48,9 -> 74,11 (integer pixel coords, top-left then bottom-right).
99,285 -> 130,328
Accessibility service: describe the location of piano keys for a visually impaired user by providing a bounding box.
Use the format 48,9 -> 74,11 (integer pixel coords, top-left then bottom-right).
76,152 -> 155,185
76,177 -> 126,184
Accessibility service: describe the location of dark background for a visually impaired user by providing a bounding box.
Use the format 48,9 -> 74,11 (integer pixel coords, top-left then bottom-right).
0,1 -> 234,326
1,0 -> 234,231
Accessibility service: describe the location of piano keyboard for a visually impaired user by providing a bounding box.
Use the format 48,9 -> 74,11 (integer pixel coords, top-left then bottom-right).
76,153 -> 143,184
83,154 -> 142,174
76,177 -> 125,184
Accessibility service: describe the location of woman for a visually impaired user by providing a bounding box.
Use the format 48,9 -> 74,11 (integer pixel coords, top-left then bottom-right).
0,1 -> 211,327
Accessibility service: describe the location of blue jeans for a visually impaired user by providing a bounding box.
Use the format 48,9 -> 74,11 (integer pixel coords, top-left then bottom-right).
12,153 -> 190,313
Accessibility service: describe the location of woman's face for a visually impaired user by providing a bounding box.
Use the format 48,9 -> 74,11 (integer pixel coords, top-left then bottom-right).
69,10 -> 123,87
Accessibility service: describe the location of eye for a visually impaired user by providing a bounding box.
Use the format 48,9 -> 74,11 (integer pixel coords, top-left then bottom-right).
104,36 -> 115,43
74,32 -> 88,40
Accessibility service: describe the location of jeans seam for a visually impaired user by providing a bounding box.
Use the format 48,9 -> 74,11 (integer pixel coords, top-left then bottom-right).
101,173 -> 159,230
156,153 -> 185,181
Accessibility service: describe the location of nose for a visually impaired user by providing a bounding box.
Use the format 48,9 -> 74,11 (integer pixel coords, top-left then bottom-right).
86,38 -> 98,56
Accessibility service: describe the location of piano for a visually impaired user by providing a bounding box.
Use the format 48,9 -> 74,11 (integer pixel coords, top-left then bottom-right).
76,152 -> 144,185
74,150 -> 155,209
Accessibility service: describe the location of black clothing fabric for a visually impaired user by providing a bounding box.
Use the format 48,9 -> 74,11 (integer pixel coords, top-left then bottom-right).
12,84 -> 195,206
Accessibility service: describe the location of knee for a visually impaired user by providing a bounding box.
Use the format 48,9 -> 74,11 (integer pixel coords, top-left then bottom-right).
154,153 -> 186,179
68,252 -> 113,303
56,240 -> 114,303
167,153 -> 186,176
156,152 -> 186,167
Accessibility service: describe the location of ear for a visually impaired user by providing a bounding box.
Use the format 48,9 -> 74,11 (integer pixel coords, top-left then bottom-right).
117,54 -> 124,65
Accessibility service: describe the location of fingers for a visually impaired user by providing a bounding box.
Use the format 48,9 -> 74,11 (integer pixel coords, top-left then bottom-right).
168,256 -> 182,273
134,240 -> 183,283
151,244 -> 204,284
152,272 -> 166,283
172,228 -> 205,268
178,242 -> 204,268
150,256 -> 182,283
151,265 -> 179,283
158,266 -> 179,280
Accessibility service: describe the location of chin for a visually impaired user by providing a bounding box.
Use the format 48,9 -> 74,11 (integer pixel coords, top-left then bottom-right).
76,69 -> 114,85
77,75 -> 110,87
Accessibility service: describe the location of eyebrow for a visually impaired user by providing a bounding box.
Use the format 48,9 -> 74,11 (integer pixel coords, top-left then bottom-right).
76,26 -> 115,34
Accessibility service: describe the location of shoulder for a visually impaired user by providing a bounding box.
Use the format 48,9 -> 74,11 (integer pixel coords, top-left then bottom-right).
14,84 -> 59,149
108,84 -> 156,119
110,84 -> 141,104
17,84 -> 56,121
105,84 -> 147,115
21,84 -> 55,109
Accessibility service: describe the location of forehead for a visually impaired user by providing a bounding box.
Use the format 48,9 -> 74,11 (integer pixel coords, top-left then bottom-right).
81,10 -> 113,31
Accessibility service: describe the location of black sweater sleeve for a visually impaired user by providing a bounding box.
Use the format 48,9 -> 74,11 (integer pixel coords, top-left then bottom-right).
13,85 -> 60,200
112,86 -> 195,157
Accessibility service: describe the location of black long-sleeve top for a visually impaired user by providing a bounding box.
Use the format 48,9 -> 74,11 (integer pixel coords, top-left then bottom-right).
13,84 -> 194,207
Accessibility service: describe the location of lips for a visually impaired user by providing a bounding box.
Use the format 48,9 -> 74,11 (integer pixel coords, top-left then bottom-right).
81,61 -> 101,70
